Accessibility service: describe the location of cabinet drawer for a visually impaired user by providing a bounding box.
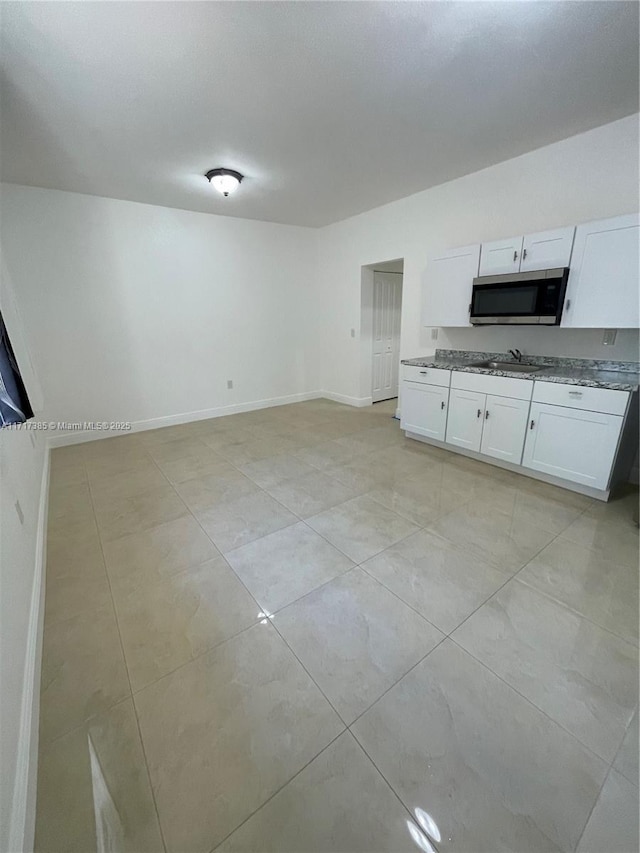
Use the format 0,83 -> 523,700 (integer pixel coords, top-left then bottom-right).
451,370 -> 533,401
532,382 -> 629,416
402,366 -> 450,387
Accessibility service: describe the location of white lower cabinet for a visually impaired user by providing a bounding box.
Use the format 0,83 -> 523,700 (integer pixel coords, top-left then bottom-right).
480,394 -> 530,464
445,388 -> 485,451
400,381 -> 449,441
402,369 -> 633,497
446,388 -> 529,459
522,403 -> 624,490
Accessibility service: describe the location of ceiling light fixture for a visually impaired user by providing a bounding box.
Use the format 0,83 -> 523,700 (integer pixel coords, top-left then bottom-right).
205,168 -> 243,197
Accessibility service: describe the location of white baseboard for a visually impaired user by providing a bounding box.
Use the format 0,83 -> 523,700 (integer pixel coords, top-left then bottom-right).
9,446 -> 50,853
322,392 -> 373,408
46,388 -> 379,449
47,390 -> 326,447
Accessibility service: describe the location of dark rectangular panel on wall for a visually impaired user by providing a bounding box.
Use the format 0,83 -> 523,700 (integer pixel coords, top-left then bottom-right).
0,311 -> 34,427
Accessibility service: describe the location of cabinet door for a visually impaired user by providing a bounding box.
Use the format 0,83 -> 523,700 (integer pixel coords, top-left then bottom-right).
422,244 -> 480,327
561,214 -> 639,329
400,382 -> 449,441
520,226 -> 575,272
445,389 -> 484,452
522,403 -> 623,490
480,395 -> 530,464
478,235 -> 523,276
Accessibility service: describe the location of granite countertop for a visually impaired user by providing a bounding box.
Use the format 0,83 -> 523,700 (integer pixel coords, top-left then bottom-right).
401,349 -> 640,392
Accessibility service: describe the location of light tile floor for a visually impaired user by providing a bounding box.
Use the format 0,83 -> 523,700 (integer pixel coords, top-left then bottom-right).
36,398 -> 639,853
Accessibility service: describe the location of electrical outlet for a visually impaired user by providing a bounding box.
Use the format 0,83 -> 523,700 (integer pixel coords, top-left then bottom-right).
602,329 -> 617,346
350,328 -> 356,338
431,328 -> 438,341
15,500 -> 24,525
227,380 -> 233,389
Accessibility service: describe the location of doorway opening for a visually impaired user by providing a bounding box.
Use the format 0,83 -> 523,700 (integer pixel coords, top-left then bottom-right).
360,259 -> 403,407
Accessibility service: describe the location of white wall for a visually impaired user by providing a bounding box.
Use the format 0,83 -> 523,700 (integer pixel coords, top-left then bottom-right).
0,185 -> 319,432
316,114 -> 640,401
0,259 -> 48,853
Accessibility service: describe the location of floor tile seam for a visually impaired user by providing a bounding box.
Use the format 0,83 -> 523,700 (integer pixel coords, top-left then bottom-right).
264,564 -> 366,624
513,573 -> 640,650
446,635 -> 616,768
386,513 -> 639,763
351,686 -> 606,853
37,693 -> 135,753
84,449 -> 158,484
608,714 -> 640,791
573,763 -> 619,853
359,487 -> 454,529
356,562 -> 448,636
127,616 -> 265,700
84,472 -> 170,853
344,633 -> 449,731
424,494 -> 576,581
237,474 -> 373,564
505,520 -> 640,649
204,728 -> 348,853
346,724 -> 430,845
173,473 -> 367,626
301,509 -> 421,567
268,618 -> 353,727
41,573 -> 114,632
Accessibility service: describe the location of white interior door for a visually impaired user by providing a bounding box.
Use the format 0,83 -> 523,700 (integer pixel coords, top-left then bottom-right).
372,272 -> 402,402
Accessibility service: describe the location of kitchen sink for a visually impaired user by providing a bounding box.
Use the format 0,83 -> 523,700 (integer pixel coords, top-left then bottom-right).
469,360 -> 544,373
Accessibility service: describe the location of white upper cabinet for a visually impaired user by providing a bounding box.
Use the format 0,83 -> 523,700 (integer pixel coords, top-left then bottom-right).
422,244 -> 480,327
520,226 -> 575,272
561,214 -> 640,329
479,227 -> 575,276
478,235 -> 523,276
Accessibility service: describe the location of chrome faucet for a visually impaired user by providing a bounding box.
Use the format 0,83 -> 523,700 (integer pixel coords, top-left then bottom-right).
509,348 -> 523,362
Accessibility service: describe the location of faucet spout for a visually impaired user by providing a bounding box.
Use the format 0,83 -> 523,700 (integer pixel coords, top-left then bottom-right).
509,348 -> 523,362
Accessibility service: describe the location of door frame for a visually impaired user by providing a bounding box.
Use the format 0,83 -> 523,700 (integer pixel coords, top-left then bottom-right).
360,259 -> 404,411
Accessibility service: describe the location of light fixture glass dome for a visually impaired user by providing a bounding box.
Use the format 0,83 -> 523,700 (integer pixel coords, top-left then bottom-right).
205,168 -> 243,197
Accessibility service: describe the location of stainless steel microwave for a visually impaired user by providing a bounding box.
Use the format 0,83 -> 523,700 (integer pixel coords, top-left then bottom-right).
469,267 -> 570,325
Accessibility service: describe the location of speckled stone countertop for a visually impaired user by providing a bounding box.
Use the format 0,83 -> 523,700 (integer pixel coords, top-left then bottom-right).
401,349 -> 640,392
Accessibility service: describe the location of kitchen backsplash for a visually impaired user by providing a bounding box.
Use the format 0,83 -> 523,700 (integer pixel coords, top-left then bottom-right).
424,327 -> 640,363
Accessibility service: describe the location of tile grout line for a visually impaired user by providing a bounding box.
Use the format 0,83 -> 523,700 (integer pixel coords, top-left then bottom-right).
46,407 -> 637,852
447,633 -> 614,768
204,728 -> 348,853
84,469 -> 171,853
135,414 -> 449,848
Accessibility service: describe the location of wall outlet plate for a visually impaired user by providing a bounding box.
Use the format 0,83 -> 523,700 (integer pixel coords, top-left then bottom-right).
431,328 -> 439,340
227,379 -> 233,389
602,329 -> 617,346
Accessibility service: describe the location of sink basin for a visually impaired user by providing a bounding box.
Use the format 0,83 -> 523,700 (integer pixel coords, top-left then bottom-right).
469,360 -> 544,374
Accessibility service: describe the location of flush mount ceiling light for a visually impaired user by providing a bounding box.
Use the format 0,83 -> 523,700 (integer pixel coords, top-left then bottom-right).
205,168 -> 243,197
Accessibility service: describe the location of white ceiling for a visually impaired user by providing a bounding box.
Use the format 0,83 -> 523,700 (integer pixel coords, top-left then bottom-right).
1,2 -> 638,227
